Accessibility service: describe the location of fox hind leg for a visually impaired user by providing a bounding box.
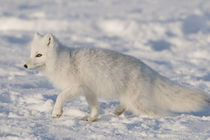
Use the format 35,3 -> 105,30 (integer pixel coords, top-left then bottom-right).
114,104 -> 126,116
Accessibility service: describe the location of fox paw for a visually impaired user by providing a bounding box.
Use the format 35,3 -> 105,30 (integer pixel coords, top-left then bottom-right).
52,109 -> 63,118
114,106 -> 125,116
82,116 -> 97,122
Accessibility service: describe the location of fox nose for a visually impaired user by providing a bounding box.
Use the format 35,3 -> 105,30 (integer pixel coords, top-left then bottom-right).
24,64 -> 28,69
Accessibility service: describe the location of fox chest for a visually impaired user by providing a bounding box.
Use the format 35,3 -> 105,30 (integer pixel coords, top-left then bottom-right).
46,68 -> 79,90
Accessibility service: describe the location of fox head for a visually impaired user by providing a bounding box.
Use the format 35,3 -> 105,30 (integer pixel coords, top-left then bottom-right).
24,33 -> 55,70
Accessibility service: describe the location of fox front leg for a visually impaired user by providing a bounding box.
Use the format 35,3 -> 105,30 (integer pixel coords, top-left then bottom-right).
83,92 -> 99,122
52,92 -> 65,118
52,86 -> 80,118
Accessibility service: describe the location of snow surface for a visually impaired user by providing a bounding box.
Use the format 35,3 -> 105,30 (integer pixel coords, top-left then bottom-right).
0,0 -> 210,139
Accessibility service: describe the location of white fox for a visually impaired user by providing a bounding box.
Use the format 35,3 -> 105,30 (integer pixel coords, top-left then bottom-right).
24,33 -> 210,121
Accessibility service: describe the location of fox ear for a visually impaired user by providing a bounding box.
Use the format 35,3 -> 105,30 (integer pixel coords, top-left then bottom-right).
34,32 -> 42,39
45,33 -> 55,47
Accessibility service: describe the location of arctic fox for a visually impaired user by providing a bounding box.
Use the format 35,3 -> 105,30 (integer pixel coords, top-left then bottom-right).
24,33 -> 210,121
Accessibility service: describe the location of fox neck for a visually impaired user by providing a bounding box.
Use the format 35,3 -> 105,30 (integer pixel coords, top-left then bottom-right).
44,44 -> 66,74
42,44 -> 75,89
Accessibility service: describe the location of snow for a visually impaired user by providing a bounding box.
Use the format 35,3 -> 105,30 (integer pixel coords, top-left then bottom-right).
0,0 -> 210,139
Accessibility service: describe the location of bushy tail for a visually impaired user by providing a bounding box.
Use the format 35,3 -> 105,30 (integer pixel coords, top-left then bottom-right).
125,74 -> 210,117
154,78 -> 210,114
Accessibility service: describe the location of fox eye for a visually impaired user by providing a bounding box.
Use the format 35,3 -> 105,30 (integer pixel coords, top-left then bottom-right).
35,54 -> 42,57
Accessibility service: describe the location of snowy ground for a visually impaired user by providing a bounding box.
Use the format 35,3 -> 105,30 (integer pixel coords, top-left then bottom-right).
0,0 -> 210,139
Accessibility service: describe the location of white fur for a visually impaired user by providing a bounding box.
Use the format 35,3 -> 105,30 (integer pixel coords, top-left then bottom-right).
25,33 -> 210,121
